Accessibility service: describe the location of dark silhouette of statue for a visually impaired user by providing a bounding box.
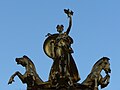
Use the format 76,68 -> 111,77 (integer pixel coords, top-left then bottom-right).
8,9 -> 111,90
8,55 -> 45,90
43,9 -> 80,88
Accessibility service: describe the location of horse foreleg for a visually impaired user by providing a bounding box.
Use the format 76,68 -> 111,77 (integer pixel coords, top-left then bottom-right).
8,71 -> 19,84
8,71 -> 25,84
100,74 -> 110,88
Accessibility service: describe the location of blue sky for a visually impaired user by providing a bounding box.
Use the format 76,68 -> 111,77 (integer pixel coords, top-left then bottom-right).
0,0 -> 119,90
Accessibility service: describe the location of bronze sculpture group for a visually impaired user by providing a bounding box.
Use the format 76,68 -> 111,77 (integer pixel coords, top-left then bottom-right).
8,9 -> 111,90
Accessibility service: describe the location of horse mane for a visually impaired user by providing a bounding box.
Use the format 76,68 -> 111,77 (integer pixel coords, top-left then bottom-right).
91,57 -> 110,72
23,55 -> 36,71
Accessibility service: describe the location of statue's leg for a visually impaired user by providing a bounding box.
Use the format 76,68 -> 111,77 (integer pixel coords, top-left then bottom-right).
8,71 -> 25,84
16,72 -> 26,83
8,71 -> 19,84
94,78 -> 98,90
100,74 -> 110,88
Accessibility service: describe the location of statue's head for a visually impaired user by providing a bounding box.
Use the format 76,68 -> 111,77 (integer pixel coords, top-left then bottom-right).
56,25 -> 64,33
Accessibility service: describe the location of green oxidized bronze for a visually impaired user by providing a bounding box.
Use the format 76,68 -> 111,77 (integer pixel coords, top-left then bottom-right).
8,9 -> 111,90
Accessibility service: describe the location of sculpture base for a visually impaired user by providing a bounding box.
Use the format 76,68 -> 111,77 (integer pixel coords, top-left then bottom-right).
28,83 -> 92,90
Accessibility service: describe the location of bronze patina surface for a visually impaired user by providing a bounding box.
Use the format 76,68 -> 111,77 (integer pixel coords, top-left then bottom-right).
8,9 -> 111,90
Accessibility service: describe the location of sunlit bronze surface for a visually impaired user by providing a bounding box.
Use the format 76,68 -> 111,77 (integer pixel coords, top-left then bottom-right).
8,9 -> 111,90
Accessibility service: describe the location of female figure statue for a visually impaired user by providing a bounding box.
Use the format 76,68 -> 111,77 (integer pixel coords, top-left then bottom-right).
50,9 -> 80,84
43,9 -> 80,86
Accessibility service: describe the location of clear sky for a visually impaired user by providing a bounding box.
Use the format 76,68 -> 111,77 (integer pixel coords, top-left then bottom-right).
0,0 -> 119,90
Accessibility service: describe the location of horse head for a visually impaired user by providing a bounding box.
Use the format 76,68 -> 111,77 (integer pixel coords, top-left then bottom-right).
91,57 -> 111,75
16,55 -> 31,67
16,55 -> 36,71
15,55 -> 29,67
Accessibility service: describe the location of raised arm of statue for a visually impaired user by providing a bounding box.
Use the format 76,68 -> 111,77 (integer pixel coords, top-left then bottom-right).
64,9 -> 73,35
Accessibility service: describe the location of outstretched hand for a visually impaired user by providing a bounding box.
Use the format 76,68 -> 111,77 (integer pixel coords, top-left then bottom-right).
64,9 -> 73,17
